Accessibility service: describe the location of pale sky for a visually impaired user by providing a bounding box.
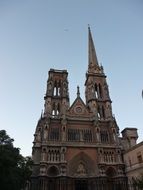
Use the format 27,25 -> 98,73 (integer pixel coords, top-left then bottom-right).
0,0 -> 143,156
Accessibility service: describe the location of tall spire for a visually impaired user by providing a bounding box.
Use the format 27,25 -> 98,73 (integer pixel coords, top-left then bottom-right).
88,26 -> 99,73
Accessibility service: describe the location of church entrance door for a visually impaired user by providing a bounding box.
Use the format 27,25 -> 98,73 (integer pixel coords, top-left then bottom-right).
75,179 -> 88,190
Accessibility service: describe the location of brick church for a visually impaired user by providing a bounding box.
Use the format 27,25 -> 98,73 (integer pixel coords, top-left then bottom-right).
30,27 -> 128,190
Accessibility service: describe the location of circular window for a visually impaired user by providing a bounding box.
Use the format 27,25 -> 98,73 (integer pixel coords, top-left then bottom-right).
76,107 -> 82,113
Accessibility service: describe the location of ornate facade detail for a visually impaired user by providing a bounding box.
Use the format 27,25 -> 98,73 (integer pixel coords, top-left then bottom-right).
31,27 -> 127,189
76,162 -> 87,176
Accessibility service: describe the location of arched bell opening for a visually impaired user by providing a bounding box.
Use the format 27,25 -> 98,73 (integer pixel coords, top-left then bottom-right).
98,83 -> 102,98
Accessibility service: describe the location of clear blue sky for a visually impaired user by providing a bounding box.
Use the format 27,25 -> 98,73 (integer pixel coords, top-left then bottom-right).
0,0 -> 143,156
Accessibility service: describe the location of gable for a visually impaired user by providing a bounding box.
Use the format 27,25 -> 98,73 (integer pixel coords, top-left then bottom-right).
68,97 -> 89,117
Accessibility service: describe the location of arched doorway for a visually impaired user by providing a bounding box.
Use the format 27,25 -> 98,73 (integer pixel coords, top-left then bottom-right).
106,167 -> 116,190
47,165 -> 59,177
75,179 -> 88,190
47,166 -> 59,190
106,167 -> 116,178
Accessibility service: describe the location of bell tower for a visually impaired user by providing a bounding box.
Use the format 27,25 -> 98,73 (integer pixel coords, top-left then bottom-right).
44,69 -> 69,117
85,27 -> 112,121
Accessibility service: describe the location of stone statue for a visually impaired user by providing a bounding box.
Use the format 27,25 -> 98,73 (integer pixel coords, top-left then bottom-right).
63,82 -> 68,96
43,127 -> 48,140
36,131 -> 41,142
42,152 -> 46,161
106,103 -> 112,118
77,163 -> 86,175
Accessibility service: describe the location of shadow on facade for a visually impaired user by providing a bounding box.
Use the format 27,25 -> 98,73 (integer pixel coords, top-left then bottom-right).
24,176 -> 141,190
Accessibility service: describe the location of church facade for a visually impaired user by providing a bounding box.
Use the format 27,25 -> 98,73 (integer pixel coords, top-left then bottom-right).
30,27 -> 127,190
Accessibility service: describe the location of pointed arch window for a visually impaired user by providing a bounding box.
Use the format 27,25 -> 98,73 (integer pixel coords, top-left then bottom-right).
52,102 -> 60,117
98,83 -> 102,98
52,102 -> 56,116
94,83 -> 98,98
57,87 -> 60,96
53,81 -> 57,96
53,81 -> 61,97
57,103 -> 60,115
57,80 -> 61,96
97,106 -> 101,120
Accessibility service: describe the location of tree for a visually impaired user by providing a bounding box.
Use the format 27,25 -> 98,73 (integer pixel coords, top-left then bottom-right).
0,130 -> 14,145
0,130 -> 33,190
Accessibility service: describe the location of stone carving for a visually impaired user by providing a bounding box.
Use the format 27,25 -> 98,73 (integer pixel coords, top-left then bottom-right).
61,165 -> 66,175
43,119 -> 50,140
43,127 -> 48,140
61,147 -> 66,161
88,62 -> 100,73
99,166 -> 105,175
77,163 -> 86,175
36,130 -> 41,142
61,114 -> 67,141
106,103 -> 112,118
40,166 -> 46,175
62,127 -> 66,141
117,152 -> 121,163
42,151 -> 46,161
118,167 -> 123,175
113,132 -> 116,142
96,130 -> 100,142
63,82 -> 68,96
88,62 -> 95,73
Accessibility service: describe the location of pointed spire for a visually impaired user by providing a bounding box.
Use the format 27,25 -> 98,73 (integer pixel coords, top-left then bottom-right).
77,86 -> 80,97
41,109 -> 43,119
88,26 -> 99,73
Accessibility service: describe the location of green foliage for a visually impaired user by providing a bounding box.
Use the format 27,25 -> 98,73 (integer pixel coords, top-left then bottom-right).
0,130 -> 14,145
0,130 -> 33,190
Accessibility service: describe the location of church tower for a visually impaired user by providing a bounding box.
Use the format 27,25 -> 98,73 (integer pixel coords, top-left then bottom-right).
31,27 -> 127,190
44,69 -> 69,117
85,27 -> 112,121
